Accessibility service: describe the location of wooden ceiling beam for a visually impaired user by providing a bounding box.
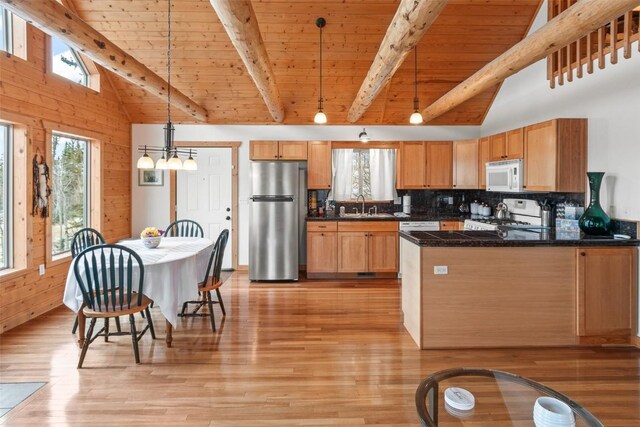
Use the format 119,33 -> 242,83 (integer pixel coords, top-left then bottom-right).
0,0 -> 208,121
346,0 -> 447,123
209,0 -> 285,122
421,0 -> 640,123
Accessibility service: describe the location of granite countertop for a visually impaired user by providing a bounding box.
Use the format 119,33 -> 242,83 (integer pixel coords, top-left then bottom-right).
306,213 -> 469,222
400,229 -> 640,247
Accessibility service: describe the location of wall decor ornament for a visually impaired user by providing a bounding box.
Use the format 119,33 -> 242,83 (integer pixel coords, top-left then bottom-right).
32,152 -> 51,218
578,171 -> 611,235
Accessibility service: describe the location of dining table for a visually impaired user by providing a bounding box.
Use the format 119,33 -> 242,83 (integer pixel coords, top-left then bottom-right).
62,236 -> 214,347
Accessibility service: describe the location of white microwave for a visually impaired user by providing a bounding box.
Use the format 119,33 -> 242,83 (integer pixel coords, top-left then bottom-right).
486,159 -> 524,192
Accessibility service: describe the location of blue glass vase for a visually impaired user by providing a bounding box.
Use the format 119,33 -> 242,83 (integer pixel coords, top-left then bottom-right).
578,172 -> 611,235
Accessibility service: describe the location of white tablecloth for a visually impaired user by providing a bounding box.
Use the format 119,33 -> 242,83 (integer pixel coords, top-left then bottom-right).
62,237 -> 214,327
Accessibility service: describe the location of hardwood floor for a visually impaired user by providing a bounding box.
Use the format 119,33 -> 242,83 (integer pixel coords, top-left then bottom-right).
0,272 -> 638,426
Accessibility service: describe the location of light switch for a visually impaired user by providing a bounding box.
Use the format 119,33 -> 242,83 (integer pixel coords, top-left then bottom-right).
39,264 -> 46,276
434,266 -> 448,275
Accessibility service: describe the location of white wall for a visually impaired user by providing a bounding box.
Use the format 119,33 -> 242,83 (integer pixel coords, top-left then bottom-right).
482,1 -> 640,336
131,125 -> 480,265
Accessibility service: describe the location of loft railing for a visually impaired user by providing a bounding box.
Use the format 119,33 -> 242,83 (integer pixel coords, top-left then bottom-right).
547,1 -> 639,88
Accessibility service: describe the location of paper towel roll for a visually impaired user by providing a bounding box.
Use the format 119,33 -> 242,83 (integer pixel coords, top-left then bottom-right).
403,195 -> 411,214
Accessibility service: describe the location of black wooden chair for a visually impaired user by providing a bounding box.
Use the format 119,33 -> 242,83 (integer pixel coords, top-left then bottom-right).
70,228 -> 113,334
179,229 -> 229,332
74,244 -> 156,368
164,219 -> 204,238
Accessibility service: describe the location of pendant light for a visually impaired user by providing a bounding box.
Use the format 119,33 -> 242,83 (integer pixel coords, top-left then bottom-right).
358,128 -> 370,143
409,46 -> 424,125
136,0 -> 197,170
136,145 -> 155,169
313,17 -> 327,124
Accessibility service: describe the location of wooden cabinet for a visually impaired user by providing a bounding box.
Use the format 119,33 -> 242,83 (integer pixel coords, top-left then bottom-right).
250,140 -> 308,160
307,221 -> 338,273
397,141 -> 427,189
524,119 -> 587,192
425,141 -> 453,189
505,128 -> 524,159
440,220 -> 463,231
478,136 -> 490,189
489,132 -> 506,161
576,247 -> 637,338
308,141 -> 332,189
335,221 -> 399,274
453,139 -> 479,189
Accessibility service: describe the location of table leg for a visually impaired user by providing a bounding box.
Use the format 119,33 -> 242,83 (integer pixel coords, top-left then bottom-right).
77,308 -> 86,348
165,320 -> 173,347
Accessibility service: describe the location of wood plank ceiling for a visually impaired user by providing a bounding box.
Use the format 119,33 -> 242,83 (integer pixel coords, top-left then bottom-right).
72,0 -> 541,125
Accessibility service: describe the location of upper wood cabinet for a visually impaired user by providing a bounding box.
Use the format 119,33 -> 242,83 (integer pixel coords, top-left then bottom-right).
489,133 -> 506,161
397,142 -> 427,189
523,119 -> 587,192
250,141 -> 307,160
505,128 -> 525,159
577,247 -> 636,337
453,139 -> 479,189
425,141 -> 453,189
478,136 -> 490,189
307,141 -> 332,189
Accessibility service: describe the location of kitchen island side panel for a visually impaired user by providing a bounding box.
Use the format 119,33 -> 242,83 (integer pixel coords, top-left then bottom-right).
401,239 -> 423,348
420,247 -> 577,348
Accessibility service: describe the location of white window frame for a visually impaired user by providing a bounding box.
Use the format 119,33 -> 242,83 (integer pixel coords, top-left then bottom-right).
0,124 -> 12,270
50,36 -> 91,88
0,7 -> 12,54
50,133 -> 90,256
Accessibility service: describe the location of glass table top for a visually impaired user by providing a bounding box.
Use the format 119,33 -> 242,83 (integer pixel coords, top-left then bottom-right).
415,368 -> 604,427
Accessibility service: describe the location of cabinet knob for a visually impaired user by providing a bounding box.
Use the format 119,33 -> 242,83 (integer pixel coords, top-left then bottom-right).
580,252 -> 586,256
274,155 -> 278,158
320,233 -> 324,236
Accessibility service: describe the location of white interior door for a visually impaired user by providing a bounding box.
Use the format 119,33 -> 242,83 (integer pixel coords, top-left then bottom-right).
177,147 -> 233,269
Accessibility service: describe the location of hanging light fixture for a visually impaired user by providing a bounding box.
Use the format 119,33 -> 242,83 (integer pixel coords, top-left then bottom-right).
358,128 -> 370,143
409,46 -> 424,125
313,17 -> 327,124
136,145 -> 155,169
136,0 -> 196,170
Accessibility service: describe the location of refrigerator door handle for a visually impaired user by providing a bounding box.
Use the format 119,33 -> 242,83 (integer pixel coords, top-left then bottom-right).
250,196 -> 295,202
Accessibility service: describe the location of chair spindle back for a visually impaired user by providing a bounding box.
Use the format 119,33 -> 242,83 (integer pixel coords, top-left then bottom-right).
164,220 -> 204,238
203,229 -> 229,283
71,227 -> 106,258
73,245 -> 145,312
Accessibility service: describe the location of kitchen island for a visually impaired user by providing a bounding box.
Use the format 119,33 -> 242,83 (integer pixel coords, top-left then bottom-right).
401,229 -> 639,349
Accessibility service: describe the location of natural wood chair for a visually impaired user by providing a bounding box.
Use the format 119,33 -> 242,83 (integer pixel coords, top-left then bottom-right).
164,219 -> 204,238
179,229 -> 229,332
70,228 -> 117,334
74,244 -> 156,368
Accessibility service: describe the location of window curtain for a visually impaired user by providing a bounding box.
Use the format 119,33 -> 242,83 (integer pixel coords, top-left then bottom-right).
330,148 -> 353,201
369,149 -> 397,201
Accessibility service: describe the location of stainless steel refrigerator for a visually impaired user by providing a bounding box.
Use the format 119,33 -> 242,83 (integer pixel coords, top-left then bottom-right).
249,162 -> 305,281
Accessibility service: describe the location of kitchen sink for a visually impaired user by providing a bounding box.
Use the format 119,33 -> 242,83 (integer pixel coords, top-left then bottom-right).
339,213 -> 395,219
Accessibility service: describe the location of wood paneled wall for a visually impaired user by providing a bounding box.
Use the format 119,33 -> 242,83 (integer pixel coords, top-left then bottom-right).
0,25 -> 131,333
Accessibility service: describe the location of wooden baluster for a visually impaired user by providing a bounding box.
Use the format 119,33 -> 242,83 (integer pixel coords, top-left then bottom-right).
557,1 -> 565,85
597,27 -> 606,69
547,0 -> 556,88
587,31 -> 595,73
610,19 -> 618,64
565,0 -> 574,82
576,35 -> 583,78
623,12 -> 632,59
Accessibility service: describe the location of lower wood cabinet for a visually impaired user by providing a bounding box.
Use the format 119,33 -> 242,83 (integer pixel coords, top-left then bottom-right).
307,222 -> 338,273
440,220 -> 463,231
576,247 -> 637,337
307,221 -> 398,275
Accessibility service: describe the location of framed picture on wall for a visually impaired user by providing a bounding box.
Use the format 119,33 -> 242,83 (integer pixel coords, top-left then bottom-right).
138,169 -> 164,186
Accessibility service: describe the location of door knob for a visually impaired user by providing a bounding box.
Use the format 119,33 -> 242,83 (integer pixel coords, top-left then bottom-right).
226,216 -> 231,220
226,207 -> 231,212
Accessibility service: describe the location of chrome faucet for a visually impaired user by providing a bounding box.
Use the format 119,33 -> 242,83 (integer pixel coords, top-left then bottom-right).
368,206 -> 378,216
356,194 -> 365,216
352,207 -> 359,215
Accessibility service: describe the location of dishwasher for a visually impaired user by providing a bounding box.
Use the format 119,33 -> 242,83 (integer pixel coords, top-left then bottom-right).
398,221 -> 440,278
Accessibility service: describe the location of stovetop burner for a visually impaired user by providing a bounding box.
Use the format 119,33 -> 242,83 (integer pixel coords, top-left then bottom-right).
470,218 -> 532,226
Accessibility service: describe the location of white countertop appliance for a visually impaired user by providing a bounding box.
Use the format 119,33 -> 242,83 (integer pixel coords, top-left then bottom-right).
486,158 -> 524,192
464,198 -> 543,231
399,221 -> 440,278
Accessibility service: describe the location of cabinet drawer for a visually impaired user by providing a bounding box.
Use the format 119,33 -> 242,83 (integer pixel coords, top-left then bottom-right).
307,221 -> 338,232
440,221 -> 463,231
338,221 -> 398,232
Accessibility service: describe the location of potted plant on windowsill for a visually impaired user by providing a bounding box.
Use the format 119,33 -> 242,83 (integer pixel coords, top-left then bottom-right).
140,227 -> 163,249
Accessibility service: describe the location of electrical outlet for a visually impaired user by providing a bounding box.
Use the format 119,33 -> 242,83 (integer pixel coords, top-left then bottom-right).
39,264 -> 46,276
447,197 -> 453,205
434,265 -> 448,275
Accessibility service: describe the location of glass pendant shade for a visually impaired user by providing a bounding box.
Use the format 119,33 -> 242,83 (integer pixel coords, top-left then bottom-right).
137,153 -> 155,169
183,156 -> 197,171
167,153 -> 183,170
578,172 -> 611,235
314,110 -> 327,124
410,111 -> 424,125
156,155 -> 168,170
